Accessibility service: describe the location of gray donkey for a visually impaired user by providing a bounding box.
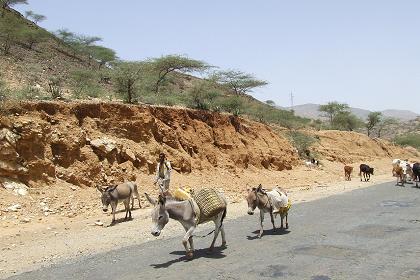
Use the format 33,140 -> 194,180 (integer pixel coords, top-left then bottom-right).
97,181 -> 141,224
145,193 -> 227,259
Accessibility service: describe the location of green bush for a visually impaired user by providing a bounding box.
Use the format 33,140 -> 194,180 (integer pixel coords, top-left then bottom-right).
219,96 -> 243,116
286,131 -> 317,157
394,133 -> 420,150
187,80 -> 222,110
70,69 -> 109,99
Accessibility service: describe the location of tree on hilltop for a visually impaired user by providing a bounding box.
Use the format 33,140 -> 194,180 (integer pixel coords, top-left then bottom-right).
366,111 -> 382,137
332,111 -> 363,131
113,61 -> 147,104
319,102 -> 349,124
148,54 -> 210,94
211,70 -> 268,95
25,10 -> 46,24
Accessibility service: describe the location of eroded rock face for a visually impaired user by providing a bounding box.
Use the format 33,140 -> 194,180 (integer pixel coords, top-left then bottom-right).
1,101 -> 301,188
0,127 -> 28,179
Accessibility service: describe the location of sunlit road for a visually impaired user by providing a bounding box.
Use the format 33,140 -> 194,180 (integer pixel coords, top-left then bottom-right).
8,181 -> 420,280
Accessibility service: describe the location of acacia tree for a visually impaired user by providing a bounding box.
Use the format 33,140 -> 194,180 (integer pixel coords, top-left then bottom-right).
55,28 -> 75,44
25,10 -> 46,24
113,62 -> 146,104
332,111 -> 363,131
211,70 -> 268,95
319,102 -> 349,124
265,100 -> 276,106
148,55 -> 210,94
1,0 -> 27,16
1,0 -> 27,8
20,28 -> 48,49
87,45 -> 116,68
366,111 -> 382,137
376,117 -> 398,138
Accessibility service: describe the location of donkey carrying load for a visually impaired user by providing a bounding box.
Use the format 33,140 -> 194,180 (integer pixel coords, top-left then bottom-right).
97,181 -> 142,225
145,188 -> 227,259
246,184 -> 291,238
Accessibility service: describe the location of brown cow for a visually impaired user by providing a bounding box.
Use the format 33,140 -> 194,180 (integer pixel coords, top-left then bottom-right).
393,166 -> 405,186
344,166 -> 353,181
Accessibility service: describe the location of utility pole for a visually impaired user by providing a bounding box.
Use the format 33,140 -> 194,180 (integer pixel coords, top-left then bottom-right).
290,91 -> 294,113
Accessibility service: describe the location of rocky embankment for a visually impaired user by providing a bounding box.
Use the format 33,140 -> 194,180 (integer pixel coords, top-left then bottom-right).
0,101 -> 299,188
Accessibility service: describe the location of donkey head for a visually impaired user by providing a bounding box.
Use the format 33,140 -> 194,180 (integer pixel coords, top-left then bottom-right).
246,184 -> 263,215
97,186 -> 117,212
145,193 -> 169,237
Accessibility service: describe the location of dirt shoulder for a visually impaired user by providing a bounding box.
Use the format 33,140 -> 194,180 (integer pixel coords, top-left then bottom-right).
0,158 -> 409,278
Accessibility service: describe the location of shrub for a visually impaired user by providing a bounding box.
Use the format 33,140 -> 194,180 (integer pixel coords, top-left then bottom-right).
187,80 -> 221,110
47,76 -> 63,99
394,133 -> 420,150
286,131 -> 317,157
219,96 -> 243,116
70,69 -> 107,99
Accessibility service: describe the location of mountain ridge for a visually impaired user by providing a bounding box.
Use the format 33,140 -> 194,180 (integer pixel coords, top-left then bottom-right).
281,103 -> 419,121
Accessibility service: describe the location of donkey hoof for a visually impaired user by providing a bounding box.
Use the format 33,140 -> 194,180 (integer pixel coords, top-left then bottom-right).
186,251 -> 194,259
221,242 -> 227,248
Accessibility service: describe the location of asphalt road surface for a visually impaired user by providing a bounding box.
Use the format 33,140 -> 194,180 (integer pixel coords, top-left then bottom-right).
8,181 -> 420,280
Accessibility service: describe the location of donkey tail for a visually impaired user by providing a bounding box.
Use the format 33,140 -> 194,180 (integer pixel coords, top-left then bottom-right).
220,207 -> 227,229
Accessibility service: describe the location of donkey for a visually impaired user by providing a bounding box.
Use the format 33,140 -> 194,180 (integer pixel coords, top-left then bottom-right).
97,181 -> 141,224
145,193 -> 227,259
246,184 -> 289,238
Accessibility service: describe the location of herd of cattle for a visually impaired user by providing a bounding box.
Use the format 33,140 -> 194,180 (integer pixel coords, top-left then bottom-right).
343,159 -> 420,187
96,158 -> 420,259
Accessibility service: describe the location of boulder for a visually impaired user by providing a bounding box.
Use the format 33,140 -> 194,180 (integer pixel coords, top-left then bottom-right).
90,138 -> 117,155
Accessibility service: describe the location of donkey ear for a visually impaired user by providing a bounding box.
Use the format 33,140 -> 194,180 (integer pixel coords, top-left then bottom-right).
256,184 -> 263,192
96,186 -> 104,193
158,194 -> 166,205
144,193 -> 157,206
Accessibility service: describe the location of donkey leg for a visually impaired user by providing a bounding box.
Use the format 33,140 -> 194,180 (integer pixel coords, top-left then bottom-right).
111,201 -> 117,225
270,211 -> 276,231
220,224 -> 227,247
134,185 -> 142,209
131,196 -> 134,210
258,210 -> 265,238
209,215 -> 222,251
183,226 -> 196,259
127,199 -> 132,219
188,236 -> 194,252
123,199 -> 130,220
280,214 -> 284,229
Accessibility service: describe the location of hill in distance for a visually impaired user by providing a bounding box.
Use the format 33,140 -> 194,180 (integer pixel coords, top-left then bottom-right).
283,103 -> 419,121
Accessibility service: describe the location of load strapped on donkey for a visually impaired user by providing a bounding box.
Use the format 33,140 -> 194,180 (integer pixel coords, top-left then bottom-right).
174,187 -> 227,225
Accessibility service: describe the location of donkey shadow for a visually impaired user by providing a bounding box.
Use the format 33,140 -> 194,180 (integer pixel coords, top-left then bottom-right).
105,217 -> 133,227
151,247 -> 226,269
247,228 -> 291,240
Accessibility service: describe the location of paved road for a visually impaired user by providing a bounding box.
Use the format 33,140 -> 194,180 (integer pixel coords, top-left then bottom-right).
8,182 -> 420,280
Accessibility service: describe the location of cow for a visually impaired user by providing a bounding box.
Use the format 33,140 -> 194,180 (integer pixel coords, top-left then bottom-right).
412,163 -> 420,188
344,166 -> 353,181
393,166 -> 405,186
359,164 -> 374,182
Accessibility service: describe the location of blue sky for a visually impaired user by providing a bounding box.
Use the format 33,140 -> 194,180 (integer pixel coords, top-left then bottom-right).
15,1 -> 420,113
